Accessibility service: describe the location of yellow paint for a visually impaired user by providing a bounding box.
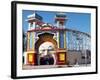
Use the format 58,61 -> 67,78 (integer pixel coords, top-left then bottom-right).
59,53 -> 65,61
58,32 -> 59,48
28,54 -> 33,62
64,31 -> 66,48
32,32 -> 34,50
28,32 -> 34,50
27,32 -> 30,51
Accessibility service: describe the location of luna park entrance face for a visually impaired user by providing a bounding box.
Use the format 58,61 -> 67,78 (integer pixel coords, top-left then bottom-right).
38,42 -> 56,65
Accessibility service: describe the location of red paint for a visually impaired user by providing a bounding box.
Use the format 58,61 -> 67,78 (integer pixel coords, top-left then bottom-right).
28,28 -> 67,32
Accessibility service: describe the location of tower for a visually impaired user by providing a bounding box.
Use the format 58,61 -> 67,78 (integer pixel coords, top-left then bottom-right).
26,12 -> 43,51
55,13 -> 67,48
25,12 -> 43,65
55,13 -> 68,65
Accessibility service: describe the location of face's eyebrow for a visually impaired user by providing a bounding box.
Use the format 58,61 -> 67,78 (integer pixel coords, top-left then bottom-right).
48,46 -> 53,49
40,49 -> 45,51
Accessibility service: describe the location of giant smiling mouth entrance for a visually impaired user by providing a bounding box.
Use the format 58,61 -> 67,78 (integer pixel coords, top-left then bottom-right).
39,55 -> 55,65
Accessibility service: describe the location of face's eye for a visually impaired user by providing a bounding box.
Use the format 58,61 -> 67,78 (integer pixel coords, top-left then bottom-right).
39,49 -> 45,54
48,46 -> 54,51
42,49 -> 45,52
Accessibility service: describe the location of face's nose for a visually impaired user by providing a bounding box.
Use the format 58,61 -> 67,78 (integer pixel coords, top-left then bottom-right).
44,50 -> 48,56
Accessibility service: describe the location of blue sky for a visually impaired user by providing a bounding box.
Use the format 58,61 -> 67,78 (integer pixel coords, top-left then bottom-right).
22,10 -> 91,34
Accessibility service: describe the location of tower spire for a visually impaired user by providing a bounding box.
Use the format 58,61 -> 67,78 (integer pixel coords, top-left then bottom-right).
55,12 -> 68,28
27,12 -> 43,30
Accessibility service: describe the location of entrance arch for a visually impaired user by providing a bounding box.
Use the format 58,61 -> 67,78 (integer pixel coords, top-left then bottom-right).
35,33 -> 57,65
35,33 -> 57,50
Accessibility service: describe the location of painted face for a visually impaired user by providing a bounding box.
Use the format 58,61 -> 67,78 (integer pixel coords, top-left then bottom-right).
39,42 -> 55,56
39,42 -> 56,65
